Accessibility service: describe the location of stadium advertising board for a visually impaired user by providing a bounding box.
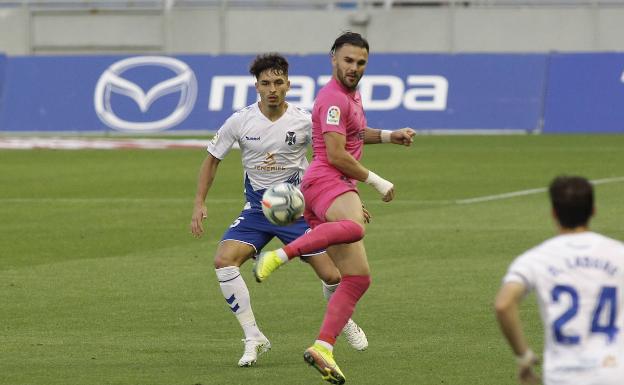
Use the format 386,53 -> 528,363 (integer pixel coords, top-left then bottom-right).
543,53 -> 624,133
0,54 -> 547,133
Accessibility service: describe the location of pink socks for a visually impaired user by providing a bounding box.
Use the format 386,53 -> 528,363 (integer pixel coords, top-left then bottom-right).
283,220 -> 364,259
317,275 -> 371,345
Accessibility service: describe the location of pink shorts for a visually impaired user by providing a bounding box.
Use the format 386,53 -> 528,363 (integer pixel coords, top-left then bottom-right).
301,175 -> 358,228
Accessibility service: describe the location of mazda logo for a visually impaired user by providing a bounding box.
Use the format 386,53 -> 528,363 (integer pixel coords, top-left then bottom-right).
94,56 -> 197,132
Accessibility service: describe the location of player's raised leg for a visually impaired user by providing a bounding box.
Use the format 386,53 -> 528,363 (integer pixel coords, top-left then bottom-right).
214,241 -> 271,367
256,212 -> 370,351
254,219 -> 364,282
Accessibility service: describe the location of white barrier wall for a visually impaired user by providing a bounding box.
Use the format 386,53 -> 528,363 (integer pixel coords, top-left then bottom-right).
0,7 -> 29,55
2,5 -> 624,54
33,10 -> 165,52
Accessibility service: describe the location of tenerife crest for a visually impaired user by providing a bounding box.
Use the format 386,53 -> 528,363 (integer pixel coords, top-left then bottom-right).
285,131 -> 297,146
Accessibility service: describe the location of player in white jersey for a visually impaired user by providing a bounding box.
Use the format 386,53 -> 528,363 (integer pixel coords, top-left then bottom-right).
190,54 -> 367,368
495,176 -> 624,385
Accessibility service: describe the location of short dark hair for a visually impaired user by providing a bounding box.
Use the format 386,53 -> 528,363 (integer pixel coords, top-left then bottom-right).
549,176 -> 594,229
249,53 -> 289,79
330,31 -> 369,55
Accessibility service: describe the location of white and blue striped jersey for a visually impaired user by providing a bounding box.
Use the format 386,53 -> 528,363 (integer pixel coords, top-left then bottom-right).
207,103 -> 311,211
503,231 -> 624,385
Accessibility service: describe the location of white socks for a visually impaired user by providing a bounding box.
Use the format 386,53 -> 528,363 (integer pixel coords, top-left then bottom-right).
275,248 -> 289,263
215,266 -> 263,340
322,281 -> 339,301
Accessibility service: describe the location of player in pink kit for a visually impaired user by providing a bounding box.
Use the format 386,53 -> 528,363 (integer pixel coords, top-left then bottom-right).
254,32 -> 415,384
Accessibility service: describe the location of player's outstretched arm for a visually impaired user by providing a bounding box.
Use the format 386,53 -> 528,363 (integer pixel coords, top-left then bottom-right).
364,127 -> 415,146
191,153 -> 221,238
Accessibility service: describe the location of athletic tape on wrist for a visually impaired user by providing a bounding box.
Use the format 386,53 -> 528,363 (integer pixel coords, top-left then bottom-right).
365,170 -> 393,195
381,130 -> 392,144
516,349 -> 536,366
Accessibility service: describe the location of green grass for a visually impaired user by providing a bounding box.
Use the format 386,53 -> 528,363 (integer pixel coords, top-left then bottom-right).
1,135 -> 624,385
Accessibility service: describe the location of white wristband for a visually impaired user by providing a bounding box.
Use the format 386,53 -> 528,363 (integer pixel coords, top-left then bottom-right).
365,170 -> 393,195
516,349 -> 536,366
380,130 -> 392,144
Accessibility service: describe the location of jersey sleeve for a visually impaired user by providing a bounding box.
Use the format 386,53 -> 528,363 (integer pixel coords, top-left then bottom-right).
206,113 -> 239,160
316,92 -> 349,136
502,253 -> 535,293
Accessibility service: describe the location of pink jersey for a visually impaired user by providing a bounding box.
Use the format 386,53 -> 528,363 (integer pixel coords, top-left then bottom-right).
305,77 -> 367,182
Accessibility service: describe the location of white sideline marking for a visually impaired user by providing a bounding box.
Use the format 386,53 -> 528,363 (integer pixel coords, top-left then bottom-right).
456,188 -> 547,204
456,176 -> 624,205
0,137 -> 214,150
0,198 -> 242,204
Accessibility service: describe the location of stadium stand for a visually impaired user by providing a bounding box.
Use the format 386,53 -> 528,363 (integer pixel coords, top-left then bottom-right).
2,1 -> 624,9
2,0 -> 624,55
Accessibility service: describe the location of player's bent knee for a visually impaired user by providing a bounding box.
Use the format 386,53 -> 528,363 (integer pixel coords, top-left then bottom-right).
338,219 -> 366,243
213,241 -> 255,269
213,256 -> 229,269
311,260 -> 341,284
342,274 -> 372,295
320,270 -> 341,285
308,255 -> 342,284
214,253 -> 240,269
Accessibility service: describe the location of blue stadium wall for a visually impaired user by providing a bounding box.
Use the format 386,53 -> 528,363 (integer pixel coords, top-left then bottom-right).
0,53 -> 622,134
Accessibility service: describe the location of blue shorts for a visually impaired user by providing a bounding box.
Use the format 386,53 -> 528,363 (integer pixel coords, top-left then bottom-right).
221,209 -> 323,258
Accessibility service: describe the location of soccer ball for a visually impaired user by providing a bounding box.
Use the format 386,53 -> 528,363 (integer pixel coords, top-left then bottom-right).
261,183 -> 305,226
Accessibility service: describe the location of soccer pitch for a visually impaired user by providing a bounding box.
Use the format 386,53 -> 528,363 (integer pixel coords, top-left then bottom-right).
1,135 -> 623,385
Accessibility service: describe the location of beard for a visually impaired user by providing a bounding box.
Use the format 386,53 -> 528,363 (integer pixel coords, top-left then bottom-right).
337,69 -> 360,90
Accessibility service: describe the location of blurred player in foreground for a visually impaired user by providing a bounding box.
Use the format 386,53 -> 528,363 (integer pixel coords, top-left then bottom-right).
254,33 -> 415,384
495,176 -> 624,385
190,53 -> 367,368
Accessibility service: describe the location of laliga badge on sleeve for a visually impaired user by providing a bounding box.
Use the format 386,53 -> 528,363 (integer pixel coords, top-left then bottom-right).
326,106 -> 341,126
210,132 -> 219,145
